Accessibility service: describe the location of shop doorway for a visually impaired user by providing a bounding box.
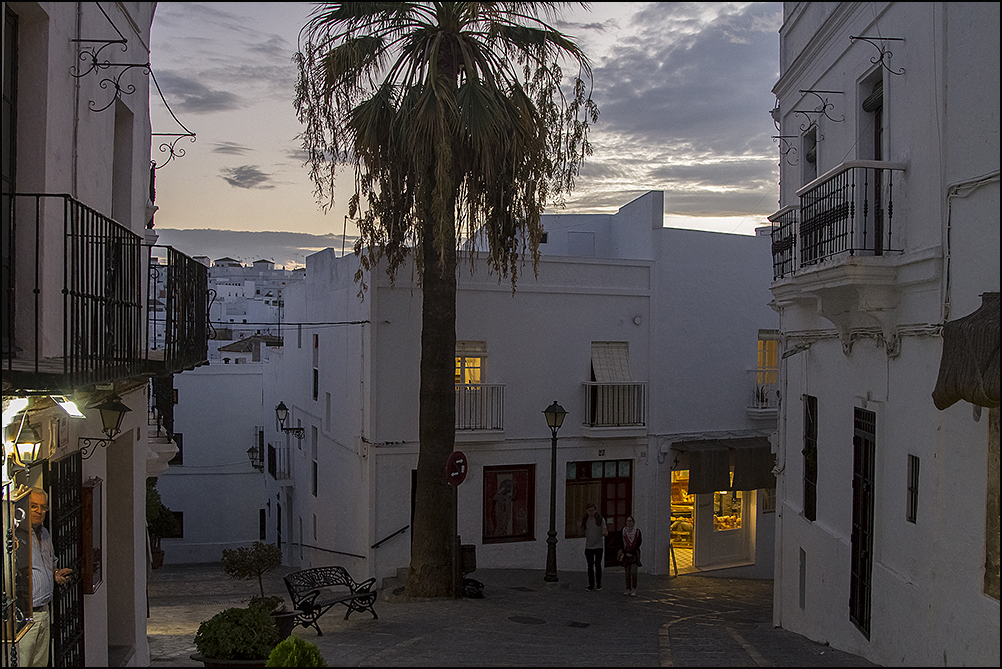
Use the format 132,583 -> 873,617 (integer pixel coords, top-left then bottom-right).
670,469 -> 697,573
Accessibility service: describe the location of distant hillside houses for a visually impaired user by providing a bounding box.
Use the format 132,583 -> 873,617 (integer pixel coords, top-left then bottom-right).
149,254 -> 305,361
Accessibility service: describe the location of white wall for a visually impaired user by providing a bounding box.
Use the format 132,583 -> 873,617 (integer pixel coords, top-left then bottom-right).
158,363 -> 268,562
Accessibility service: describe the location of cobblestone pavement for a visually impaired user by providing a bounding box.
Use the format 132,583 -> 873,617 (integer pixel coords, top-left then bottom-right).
147,563 -> 880,667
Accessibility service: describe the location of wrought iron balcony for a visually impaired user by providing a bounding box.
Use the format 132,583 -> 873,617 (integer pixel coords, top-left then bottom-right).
146,245 -> 209,374
267,442 -> 292,480
3,193 -> 145,393
455,383 -> 504,431
1,194 -> 208,394
582,382 -> 647,428
148,373 -> 175,439
770,161 -> 907,279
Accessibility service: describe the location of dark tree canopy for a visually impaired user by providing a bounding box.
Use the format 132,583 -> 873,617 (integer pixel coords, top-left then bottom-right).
295,1 -> 598,290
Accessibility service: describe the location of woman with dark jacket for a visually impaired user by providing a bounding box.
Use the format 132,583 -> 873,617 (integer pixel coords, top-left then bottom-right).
619,516 -> 642,596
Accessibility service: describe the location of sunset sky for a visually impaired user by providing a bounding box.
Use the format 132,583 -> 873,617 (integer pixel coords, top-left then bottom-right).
148,2 -> 783,266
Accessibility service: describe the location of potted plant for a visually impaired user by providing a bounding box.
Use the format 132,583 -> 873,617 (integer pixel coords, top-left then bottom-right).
146,478 -> 180,569
266,636 -> 326,667
191,603 -> 281,667
221,541 -> 297,637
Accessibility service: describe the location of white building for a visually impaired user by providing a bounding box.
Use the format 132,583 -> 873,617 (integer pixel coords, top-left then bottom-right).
769,2 -> 999,665
2,2 -> 207,666
260,191 -> 778,589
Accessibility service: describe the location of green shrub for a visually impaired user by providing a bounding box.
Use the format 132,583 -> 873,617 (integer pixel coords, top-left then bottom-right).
266,636 -> 327,667
193,605 -> 281,660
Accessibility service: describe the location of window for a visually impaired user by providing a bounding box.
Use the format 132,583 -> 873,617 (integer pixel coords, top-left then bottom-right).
168,432 -> 184,466
761,487 -> 777,514
757,330 -> 779,385
312,513 -> 317,541
565,460 -> 632,538
803,395 -> 818,521
906,454 -> 919,523
482,465 -> 535,543
850,407 -> 877,637
802,125 -> 817,185
455,341 -> 486,384
311,426 -> 318,497
259,509 -> 266,541
589,342 -> 643,427
313,334 -> 319,400
713,490 -> 742,531
167,511 -> 184,538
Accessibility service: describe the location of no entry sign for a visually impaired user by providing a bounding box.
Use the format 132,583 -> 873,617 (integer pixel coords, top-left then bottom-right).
444,451 -> 468,486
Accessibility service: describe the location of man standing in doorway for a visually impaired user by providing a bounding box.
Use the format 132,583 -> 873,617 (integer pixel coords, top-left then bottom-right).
17,487 -> 73,667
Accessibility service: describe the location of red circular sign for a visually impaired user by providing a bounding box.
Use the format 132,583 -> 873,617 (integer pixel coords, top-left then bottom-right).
445,451 -> 468,486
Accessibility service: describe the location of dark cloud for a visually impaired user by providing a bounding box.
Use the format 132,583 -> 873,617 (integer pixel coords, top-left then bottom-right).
151,228 -> 356,268
213,142 -> 253,155
220,165 -> 275,189
153,70 -> 243,113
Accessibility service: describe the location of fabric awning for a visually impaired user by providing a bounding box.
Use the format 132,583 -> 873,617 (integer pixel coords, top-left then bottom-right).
932,292 -> 1000,410
591,342 -> 632,382
672,436 -> 774,494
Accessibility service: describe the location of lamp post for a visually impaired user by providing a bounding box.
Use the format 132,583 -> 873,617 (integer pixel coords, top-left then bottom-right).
275,401 -> 306,440
542,400 -> 566,582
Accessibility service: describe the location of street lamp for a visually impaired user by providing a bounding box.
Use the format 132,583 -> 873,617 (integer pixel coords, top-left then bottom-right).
79,394 -> 132,459
542,400 -> 567,582
275,401 -> 305,440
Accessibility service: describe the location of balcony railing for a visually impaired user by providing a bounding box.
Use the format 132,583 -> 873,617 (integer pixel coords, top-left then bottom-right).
267,442 -> 292,480
147,245 -> 209,373
582,382 -> 647,428
3,193 -> 145,392
455,383 -> 504,430
746,369 -> 779,418
797,160 -> 906,268
769,206 -> 798,280
771,162 -> 907,279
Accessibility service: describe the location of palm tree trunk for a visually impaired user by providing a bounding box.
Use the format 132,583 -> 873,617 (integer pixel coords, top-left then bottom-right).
407,195 -> 458,598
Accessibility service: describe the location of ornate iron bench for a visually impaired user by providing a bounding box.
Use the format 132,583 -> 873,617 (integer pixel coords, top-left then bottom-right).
283,566 -> 378,635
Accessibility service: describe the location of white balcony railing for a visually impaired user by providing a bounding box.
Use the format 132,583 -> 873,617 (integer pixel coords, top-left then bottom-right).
582,382 -> 647,427
747,369 -> 779,418
455,384 -> 505,430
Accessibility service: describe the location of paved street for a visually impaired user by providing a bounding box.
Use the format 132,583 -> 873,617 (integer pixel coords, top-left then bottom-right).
148,563 -> 879,667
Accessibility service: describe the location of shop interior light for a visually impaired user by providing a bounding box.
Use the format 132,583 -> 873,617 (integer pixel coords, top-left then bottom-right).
52,395 -> 86,418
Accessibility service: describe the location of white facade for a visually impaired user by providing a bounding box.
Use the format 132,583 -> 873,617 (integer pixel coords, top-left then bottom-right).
156,361 -> 270,563
769,3 -> 999,666
261,191 -> 778,588
2,2 -> 206,666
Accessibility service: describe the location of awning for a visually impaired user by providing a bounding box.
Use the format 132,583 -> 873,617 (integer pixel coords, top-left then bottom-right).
591,342 -> 632,383
932,292 -> 1000,410
672,437 -> 774,494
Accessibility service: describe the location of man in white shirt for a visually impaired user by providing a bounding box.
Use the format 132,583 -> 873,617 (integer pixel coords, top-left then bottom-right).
17,488 -> 72,667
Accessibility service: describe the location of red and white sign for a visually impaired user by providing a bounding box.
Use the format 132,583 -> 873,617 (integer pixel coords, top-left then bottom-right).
444,451 -> 468,486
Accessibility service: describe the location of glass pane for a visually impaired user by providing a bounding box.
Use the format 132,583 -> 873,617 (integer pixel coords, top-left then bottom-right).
713,490 -> 742,531
604,461 -> 617,478
618,460 -> 631,477
591,462 -> 603,478
566,462 -> 577,480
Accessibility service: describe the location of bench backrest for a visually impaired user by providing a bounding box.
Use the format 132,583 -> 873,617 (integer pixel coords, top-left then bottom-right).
285,566 -> 356,595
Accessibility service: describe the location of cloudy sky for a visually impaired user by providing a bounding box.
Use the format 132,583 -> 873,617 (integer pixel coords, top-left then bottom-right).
148,2 -> 783,267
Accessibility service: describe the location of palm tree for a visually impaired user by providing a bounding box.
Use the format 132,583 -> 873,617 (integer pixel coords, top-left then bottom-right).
295,1 -> 597,597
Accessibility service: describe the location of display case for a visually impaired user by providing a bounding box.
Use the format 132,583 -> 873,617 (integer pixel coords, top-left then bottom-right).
670,470 -> 694,548
3,486 -> 33,644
